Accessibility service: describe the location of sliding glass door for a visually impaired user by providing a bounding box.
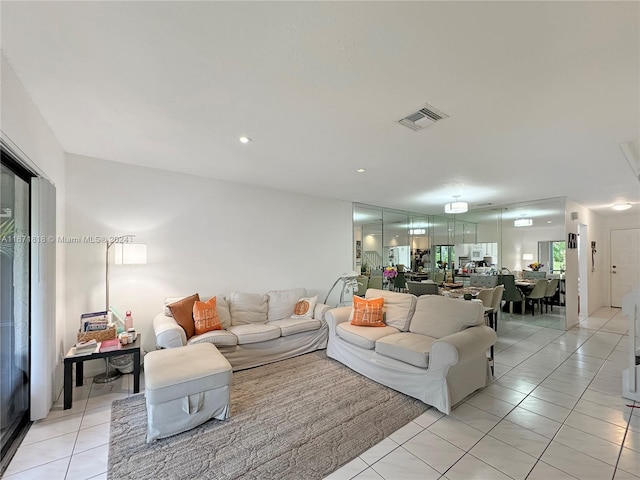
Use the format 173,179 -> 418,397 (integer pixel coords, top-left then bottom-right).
0,154 -> 31,468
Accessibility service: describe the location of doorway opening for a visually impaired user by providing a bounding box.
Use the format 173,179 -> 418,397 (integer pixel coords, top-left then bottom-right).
578,224 -> 588,317
0,149 -> 32,474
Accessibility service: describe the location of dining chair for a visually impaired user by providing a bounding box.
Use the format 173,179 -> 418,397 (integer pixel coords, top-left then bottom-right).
475,288 -> 495,308
355,275 -> 369,297
393,272 -> 406,292
544,278 -> 560,312
500,274 -> 526,314
490,284 -> 505,331
525,279 -> 548,316
368,276 -> 383,290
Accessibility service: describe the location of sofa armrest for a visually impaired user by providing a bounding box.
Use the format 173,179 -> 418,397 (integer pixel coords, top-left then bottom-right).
429,325 -> 497,370
153,312 -> 187,349
324,306 -> 351,336
314,302 -> 331,322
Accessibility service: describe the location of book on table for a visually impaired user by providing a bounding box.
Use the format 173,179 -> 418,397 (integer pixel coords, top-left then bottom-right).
99,338 -> 122,353
75,339 -> 98,353
66,341 -> 101,357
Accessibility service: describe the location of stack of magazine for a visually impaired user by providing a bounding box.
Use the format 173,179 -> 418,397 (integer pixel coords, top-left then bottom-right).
80,310 -> 109,332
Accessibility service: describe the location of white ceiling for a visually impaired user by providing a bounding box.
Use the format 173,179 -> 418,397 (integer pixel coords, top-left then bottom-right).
2,1 -> 639,216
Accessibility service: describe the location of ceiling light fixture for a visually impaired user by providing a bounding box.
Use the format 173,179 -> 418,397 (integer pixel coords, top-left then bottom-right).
356,168 -> 366,173
514,218 -> 533,227
613,203 -> 632,211
444,196 -> 468,214
409,228 -> 426,235
238,136 -> 252,144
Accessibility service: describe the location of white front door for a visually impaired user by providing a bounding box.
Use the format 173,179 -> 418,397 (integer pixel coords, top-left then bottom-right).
611,228 -> 640,307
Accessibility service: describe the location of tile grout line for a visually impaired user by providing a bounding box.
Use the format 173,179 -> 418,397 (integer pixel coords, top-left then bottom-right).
523,329 -> 629,480
432,321 -> 574,479
437,317 -> 624,480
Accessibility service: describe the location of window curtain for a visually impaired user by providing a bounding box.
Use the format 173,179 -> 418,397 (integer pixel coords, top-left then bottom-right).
30,177 -> 56,420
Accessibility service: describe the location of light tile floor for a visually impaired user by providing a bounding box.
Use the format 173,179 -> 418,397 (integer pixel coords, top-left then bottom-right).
3,306 -> 640,480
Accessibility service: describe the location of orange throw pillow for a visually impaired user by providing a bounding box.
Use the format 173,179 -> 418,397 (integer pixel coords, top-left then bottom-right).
350,296 -> 385,327
168,293 -> 200,339
193,297 -> 222,335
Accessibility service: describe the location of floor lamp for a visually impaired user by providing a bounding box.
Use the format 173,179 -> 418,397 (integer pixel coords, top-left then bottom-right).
324,271 -> 359,307
95,237 -> 146,383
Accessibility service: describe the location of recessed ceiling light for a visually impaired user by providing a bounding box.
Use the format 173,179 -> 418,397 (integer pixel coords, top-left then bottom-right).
613,203 -> 632,211
238,136 -> 252,144
547,221 -> 552,224
356,168 -> 366,173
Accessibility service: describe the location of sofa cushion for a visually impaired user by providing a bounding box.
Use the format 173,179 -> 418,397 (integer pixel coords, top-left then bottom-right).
336,322 -> 399,350
165,294 -> 231,330
410,295 -> 484,339
292,295 -> 318,319
365,288 -> 416,331
228,291 -> 269,325
208,296 -> 232,330
227,323 -> 281,344
375,332 -> 436,368
268,317 -> 321,336
193,297 -> 222,335
187,329 -> 238,347
350,296 -> 385,327
267,288 -> 307,321
167,293 -> 200,339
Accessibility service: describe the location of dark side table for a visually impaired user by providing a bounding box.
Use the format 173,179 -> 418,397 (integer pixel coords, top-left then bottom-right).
63,335 -> 141,409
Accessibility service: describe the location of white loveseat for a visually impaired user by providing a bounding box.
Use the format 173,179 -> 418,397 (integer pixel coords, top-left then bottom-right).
326,288 -> 497,414
153,288 -> 330,371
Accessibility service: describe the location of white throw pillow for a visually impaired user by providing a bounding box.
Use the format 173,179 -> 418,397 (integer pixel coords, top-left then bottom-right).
291,295 -> 318,319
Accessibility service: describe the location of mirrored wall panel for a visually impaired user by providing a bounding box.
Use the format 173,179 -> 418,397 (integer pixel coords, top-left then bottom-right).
354,198 -> 567,330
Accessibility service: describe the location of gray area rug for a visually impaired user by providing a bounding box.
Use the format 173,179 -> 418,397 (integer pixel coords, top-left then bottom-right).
108,350 -> 429,479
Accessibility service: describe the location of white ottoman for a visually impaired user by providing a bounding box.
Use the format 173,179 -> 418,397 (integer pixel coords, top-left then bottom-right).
144,343 -> 232,443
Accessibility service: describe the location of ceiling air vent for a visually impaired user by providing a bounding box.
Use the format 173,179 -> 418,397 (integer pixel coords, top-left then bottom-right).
398,103 -> 449,131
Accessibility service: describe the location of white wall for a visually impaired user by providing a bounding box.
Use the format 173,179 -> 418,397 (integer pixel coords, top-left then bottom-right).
564,200 -> 606,329
501,224 -> 566,272
1,55 -> 67,408
65,154 -> 352,369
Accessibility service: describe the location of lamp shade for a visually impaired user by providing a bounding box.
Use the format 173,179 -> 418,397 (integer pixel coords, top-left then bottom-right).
114,243 -> 147,265
444,201 -> 468,214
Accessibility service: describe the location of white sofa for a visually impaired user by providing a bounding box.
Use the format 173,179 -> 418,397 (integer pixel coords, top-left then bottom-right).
153,288 -> 330,371
326,288 -> 497,414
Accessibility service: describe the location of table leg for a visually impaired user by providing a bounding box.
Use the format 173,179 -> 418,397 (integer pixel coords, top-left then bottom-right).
76,361 -> 84,387
133,350 -> 141,394
490,345 -> 495,376
64,361 -> 72,410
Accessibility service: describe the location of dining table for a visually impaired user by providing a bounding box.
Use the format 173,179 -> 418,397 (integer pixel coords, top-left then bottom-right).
405,272 -> 431,282
515,279 -> 543,293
